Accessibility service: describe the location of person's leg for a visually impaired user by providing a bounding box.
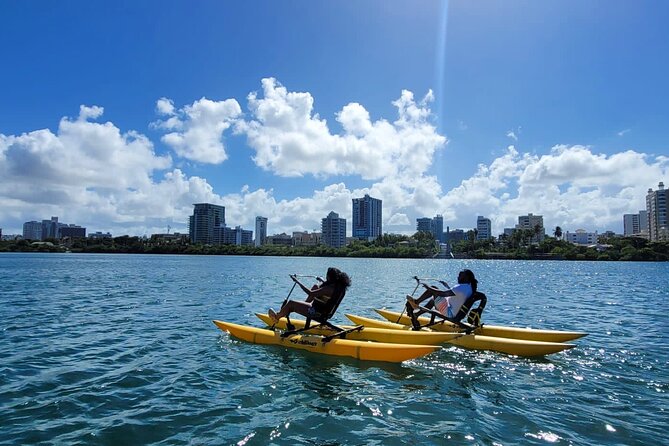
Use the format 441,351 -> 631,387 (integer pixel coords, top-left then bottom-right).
271,300 -> 312,320
414,288 -> 435,304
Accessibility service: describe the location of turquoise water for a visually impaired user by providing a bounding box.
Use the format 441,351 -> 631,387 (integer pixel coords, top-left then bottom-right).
1,253 -> 667,445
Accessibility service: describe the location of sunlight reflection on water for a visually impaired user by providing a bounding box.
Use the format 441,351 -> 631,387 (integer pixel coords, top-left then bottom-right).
0,254 -> 667,445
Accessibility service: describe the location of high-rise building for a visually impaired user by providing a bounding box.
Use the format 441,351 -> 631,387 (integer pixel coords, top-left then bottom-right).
352,194 -> 382,240
416,215 -> 444,242
322,211 -> 346,248
22,221 -> 43,240
476,216 -> 492,240
189,203 -> 225,244
646,182 -> 668,241
640,210 -> 649,234
433,215 -> 444,243
623,211 -> 648,237
623,213 -> 639,236
416,218 -> 433,233
255,216 -> 268,246
516,213 -> 545,242
222,226 -> 253,246
42,217 -> 59,239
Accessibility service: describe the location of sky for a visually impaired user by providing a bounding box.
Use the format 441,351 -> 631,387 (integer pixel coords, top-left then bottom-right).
1,1 -> 668,238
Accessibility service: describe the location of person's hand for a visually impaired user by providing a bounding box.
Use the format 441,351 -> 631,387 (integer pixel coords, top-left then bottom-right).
439,281 -> 449,288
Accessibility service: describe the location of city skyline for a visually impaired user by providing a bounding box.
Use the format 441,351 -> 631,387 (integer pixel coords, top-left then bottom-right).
1,2 -> 668,237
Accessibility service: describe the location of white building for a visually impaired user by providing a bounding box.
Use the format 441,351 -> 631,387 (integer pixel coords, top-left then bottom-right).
646,182 -> 668,242
516,213 -> 545,242
322,211 -> 346,248
476,216 -> 492,240
565,229 -> 598,245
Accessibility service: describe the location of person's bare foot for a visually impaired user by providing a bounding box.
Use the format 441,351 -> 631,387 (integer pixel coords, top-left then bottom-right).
268,308 -> 279,323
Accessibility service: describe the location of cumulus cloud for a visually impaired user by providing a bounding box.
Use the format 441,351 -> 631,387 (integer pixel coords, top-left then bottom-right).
2,80 -> 667,239
434,145 -> 668,235
154,97 -> 242,164
208,144 -> 666,238
235,78 -> 446,179
0,107 -> 225,235
156,97 -> 175,116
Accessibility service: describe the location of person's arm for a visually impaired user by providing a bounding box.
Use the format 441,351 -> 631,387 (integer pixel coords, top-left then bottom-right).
290,275 -> 313,296
423,283 -> 454,297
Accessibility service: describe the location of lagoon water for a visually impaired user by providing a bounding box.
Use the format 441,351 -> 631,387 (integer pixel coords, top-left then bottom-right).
1,253 -> 668,445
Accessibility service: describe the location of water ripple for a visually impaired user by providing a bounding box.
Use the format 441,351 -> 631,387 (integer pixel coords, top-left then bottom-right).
1,254 -> 667,445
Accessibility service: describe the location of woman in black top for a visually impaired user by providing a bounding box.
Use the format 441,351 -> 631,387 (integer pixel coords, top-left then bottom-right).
269,267 -> 351,322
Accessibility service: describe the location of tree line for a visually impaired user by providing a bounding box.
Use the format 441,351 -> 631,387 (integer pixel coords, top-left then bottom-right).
2,230 -> 667,261
452,227 -> 669,261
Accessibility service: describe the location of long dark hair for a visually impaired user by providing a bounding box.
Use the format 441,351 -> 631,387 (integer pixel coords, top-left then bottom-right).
459,269 -> 478,293
325,267 -> 351,295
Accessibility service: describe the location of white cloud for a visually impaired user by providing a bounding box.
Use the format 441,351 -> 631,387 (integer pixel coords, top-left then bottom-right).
506,130 -> 518,141
155,97 -> 242,164
156,97 -> 175,116
0,107 -> 226,236
235,78 -> 446,180
2,82 -> 667,239
432,145 -> 668,234
617,129 -> 631,137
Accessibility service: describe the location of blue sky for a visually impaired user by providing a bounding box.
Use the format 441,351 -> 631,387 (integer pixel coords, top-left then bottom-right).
1,1 -> 668,237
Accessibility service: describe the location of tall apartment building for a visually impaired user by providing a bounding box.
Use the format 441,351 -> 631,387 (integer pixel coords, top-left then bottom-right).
416,217 -> 433,233
255,216 -> 268,246
623,211 -> 648,237
322,211 -> 346,248
516,213 -> 545,242
352,194 -> 382,240
22,221 -> 43,240
433,215 -> 444,243
476,216 -> 492,240
21,217 -> 86,240
416,215 -> 444,242
189,203 -> 225,244
222,226 -> 253,246
646,182 -> 668,241
42,217 -> 60,239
